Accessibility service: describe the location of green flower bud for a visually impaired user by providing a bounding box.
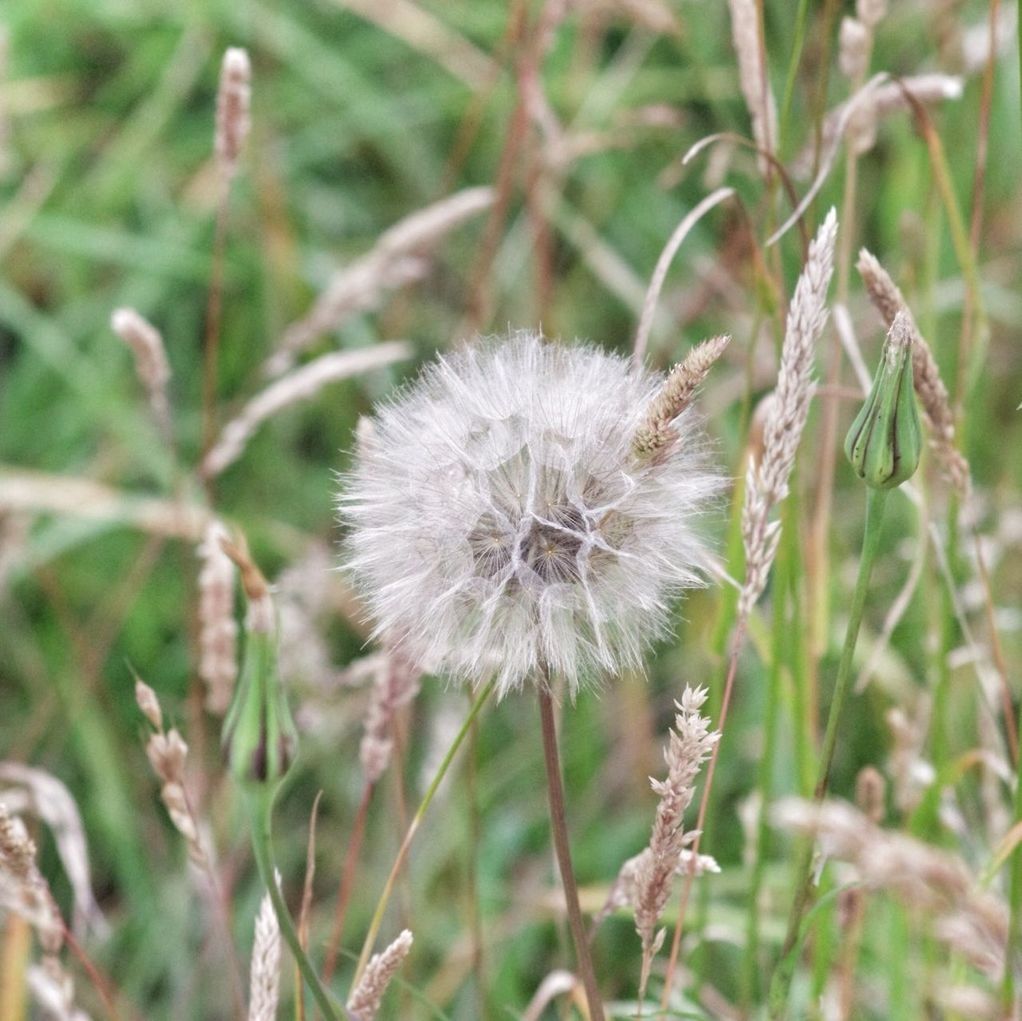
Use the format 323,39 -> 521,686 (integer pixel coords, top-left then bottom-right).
221,548 -> 298,788
844,312 -> 922,490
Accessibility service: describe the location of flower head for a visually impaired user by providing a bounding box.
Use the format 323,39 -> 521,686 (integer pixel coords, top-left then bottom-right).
340,332 -> 723,698
845,311 -> 922,490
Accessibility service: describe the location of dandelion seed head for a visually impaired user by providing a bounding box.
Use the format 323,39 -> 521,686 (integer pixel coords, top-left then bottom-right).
340,332 -> 723,699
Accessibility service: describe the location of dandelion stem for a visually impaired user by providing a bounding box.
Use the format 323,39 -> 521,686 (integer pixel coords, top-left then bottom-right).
537,684 -> 606,1021
353,678 -> 497,987
247,787 -> 346,1021
770,485 -> 889,1017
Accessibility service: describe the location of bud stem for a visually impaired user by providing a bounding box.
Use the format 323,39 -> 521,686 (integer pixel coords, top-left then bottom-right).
769,485 -> 889,1016
247,787 -> 349,1021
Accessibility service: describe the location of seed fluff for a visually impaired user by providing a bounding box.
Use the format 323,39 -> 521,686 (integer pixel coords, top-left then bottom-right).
340,331 -> 724,699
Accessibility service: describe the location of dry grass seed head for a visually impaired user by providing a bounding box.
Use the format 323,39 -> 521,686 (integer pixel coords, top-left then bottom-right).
359,652 -> 422,785
739,210 -> 838,617
110,308 -> 171,431
346,929 -> 413,1021
727,0 -> 778,165
197,520 -> 239,714
856,248 -> 970,493
0,764 -> 105,938
632,685 -> 719,992
248,891 -> 281,1021
215,47 -> 251,180
632,335 -> 730,460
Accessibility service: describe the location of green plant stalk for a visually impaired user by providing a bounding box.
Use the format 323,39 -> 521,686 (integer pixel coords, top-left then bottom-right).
353,678 -> 497,985
778,0 -> 812,153
788,552 -> 816,798
248,786 -> 346,1021
1002,695 -> 1022,1007
769,486 -> 889,1018
742,529 -> 789,1006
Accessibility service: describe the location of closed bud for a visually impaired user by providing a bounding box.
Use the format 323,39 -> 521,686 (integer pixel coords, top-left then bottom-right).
221,545 -> 298,787
844,313 -> 922,489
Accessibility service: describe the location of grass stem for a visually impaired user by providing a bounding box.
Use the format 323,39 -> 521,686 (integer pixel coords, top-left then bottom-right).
322,781 -> 375,983
352,678 -> 497,986
1003,696 -> 1022,1007
770,485 -> 889,1017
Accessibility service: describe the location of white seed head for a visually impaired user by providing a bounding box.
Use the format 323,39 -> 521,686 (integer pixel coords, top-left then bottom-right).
340,332 -> 723,699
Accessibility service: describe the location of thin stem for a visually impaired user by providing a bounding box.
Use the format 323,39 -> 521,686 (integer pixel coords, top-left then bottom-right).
465,707 -> 488,1020
743,526 -> 790,1005
537,685 -> 606,1021
660,619 -> 746,1010
769,486 -> 889,1018
778,0 -> 812,153
1003,697 -> 1022,1008
960,0 -> 1000,410
247,787 -> 346,1021
201,190 -> 230,469
322,781 -> 375,982
353,678 -> 497,986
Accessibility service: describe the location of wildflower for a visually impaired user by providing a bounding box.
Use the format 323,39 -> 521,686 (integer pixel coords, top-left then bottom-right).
341,331 -> 724,699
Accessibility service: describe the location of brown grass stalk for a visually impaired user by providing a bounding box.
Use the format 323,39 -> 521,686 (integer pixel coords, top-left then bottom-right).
202,342 -> 411,478
265,188 -> 493,377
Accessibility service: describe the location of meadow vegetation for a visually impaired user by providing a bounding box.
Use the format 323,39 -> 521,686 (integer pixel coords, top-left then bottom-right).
1,1 -> 1021,1018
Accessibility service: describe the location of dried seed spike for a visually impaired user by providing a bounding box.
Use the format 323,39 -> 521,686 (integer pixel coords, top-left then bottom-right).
346,929 -> 413,1021
839,17 -> 871,81
633,335 -> 731,460
855,765 -> 886,824
856,248 -> 970,493
740,209 -> 838,618
215,47 -> 251,180
111,307 -> 172,435
632,686 -> 719,996
134,677 -> 163,731
203,342 -> 411,478
0,801 -> 38,882
248,890 -> 281,1021
197,520 -> 238,715
856,0 -> 887,29
727,0 -> 778,167
773,797 -> 1007,977
359,652 -> 422,785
